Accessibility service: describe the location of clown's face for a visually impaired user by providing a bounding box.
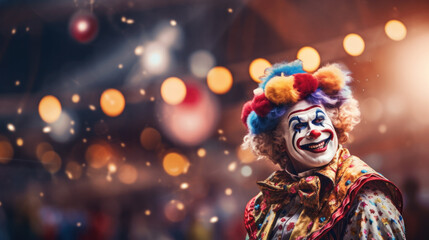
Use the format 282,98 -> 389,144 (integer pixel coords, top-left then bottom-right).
281,100 -> 338,171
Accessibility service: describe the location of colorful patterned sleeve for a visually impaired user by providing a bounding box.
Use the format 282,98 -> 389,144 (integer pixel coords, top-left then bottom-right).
342,183 -> 405,240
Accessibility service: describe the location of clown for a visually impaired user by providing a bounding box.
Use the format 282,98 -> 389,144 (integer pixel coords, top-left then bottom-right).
242,60 -> 405,240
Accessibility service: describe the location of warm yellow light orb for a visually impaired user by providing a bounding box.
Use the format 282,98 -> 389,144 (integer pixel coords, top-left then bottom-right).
162,152 -> 190,176
71,94 -> 80,103
297,46 -> 321,72
85,144 -> 112,168
16,138 -> 24,147
100,89 -> 125,117
197,148 -> 206,158
343,33 -> 365,56
38,95 -> 62,123
140,127 -> 161,150
118,164 -> 138,184
207,66 -> 233,94
249,58 -> 271,83
385,20 -> 407,41
160,77 -> 187,105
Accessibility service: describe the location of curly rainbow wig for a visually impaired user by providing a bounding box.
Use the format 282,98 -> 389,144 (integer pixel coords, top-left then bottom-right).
241,60 -> 360,168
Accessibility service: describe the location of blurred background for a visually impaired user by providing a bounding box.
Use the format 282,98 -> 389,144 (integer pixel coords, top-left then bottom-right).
1,0 -> 429,239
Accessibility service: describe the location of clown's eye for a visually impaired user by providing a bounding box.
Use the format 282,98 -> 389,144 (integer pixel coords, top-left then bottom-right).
294,123 -> 307,131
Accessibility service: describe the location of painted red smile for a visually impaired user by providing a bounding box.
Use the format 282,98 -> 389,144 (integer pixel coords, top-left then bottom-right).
297,130 -> 334,153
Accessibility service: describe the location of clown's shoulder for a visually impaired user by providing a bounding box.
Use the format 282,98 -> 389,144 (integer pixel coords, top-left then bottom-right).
336,154 -> 403,211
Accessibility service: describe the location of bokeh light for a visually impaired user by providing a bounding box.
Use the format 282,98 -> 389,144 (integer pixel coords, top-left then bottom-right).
385,20 -> 407,41
378,124 -> 387,134
164,200 -> 186,222
0,137 -> 13,164
100,88 -> 126,117
140,127 -> 162,150
41,151 -> 62,174
343,33 -> 365,56
228,162 -> 237,172
159,83 -> 219,146
85,143 -> 113,169
206,66 -> 233,94
118,164 -> 138,184
49,111 -> 75,143
69,11 -> 98,43
108,163 -> 117,173
225,188 -> 232,196
180,182 -> 189,189
297,46 -> 320,72
65,161 -> 83,180
38,95 -> 62,123
209,216 -> 218,223
71,94 -> 80,103
7,123 -> 15,132
240,165 -> 252,177
189,50 -> 216,78
249,58 -> 271,83
16,138 -> 23,147
142,42 -> 170,75
162,152 -> 190,176
236,146 -> 255,163
197,148 -> 206,158
134,46 -> 144,56
36,142 -> 53,160
160,77 -> 187,105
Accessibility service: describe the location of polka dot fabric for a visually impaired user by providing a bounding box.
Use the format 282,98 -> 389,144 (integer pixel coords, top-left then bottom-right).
343,183 -> 405,240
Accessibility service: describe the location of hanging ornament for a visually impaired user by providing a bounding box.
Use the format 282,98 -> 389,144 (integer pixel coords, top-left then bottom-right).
69,10 -> 99,43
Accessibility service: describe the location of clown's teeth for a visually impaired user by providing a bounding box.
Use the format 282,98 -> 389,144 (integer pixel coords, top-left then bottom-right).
309,142 -> 324,149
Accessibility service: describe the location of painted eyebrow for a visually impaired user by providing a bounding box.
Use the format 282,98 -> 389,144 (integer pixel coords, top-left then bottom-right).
287,105 -> 322,118
315,109 -> 326,117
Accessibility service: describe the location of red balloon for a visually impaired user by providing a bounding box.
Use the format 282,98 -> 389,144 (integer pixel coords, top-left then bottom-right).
69,11 -> 98,43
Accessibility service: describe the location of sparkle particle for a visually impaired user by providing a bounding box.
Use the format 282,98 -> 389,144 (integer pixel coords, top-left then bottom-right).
43,126 -> 51,133
210,216 -> 218,223
7,123 -> 15,132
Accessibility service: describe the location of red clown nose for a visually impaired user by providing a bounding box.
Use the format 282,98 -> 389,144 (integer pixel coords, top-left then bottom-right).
309,129 -> 321,139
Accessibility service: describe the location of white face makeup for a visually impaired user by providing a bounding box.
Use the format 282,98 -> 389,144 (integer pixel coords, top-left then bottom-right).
281,100 -> 338,171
